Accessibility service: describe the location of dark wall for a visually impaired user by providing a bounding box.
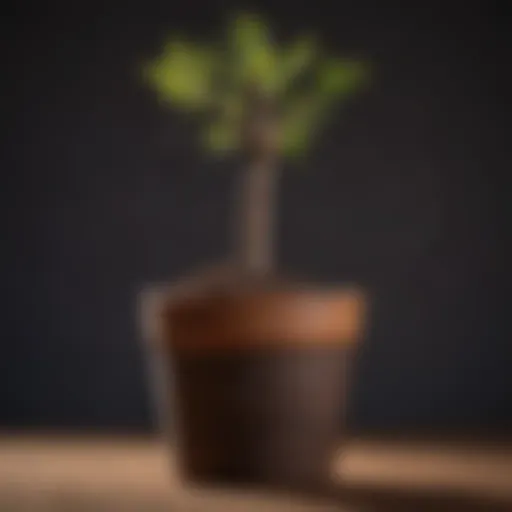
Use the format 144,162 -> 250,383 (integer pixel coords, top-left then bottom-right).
2,1 -> 509,431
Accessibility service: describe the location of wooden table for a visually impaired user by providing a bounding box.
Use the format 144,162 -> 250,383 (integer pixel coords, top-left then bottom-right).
0,434 -> 510,511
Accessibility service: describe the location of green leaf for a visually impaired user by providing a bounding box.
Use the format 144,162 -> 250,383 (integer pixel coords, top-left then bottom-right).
277,36 -> 317,92
280,59 -> 368,157
317,58 -> 368,98
203,118 -> 239,154
281,94 -> 326,157
229,12 -> 278,93
144,39 -> 217,110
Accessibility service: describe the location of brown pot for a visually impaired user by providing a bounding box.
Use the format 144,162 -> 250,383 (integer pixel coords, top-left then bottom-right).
162,282 -> 366,491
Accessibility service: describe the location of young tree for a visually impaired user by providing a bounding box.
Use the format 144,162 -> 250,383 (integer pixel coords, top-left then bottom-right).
144,12 -> 367,276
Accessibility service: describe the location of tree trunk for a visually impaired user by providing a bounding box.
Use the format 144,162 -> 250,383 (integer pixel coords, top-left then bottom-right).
236,160 -> 277,275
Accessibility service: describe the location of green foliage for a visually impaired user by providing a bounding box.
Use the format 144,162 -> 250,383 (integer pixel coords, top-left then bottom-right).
280,96 -> 315,157
143,12 -> 369,159
277,36 -> 317,91
229,13 -> 278,94
285,59 -> 369,156
203,118 -> 239,153
144,39 -> 216,110
317,58 -> 369,98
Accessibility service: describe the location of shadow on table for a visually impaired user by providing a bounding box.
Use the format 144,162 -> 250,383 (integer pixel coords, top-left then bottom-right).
325,484 -> 512,512
185,478 -> 511,511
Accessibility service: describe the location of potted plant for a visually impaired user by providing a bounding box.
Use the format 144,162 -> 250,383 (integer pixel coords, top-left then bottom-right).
143,12 -> 369,492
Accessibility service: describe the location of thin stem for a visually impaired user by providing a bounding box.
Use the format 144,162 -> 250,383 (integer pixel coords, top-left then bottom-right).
235,161 -> 277,275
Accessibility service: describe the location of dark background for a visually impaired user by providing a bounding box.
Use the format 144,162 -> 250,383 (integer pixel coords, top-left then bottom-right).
2,1 -> 509,432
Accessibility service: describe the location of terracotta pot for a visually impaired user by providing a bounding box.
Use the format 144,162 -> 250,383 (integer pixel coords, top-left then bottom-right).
162,283 -> 366,491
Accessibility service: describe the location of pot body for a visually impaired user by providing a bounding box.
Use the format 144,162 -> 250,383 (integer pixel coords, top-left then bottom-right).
164,288 -> 365,491
172,346 -> 353,490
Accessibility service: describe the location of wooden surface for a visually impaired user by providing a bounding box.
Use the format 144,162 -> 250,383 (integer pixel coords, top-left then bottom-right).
0,435 -> 511,511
